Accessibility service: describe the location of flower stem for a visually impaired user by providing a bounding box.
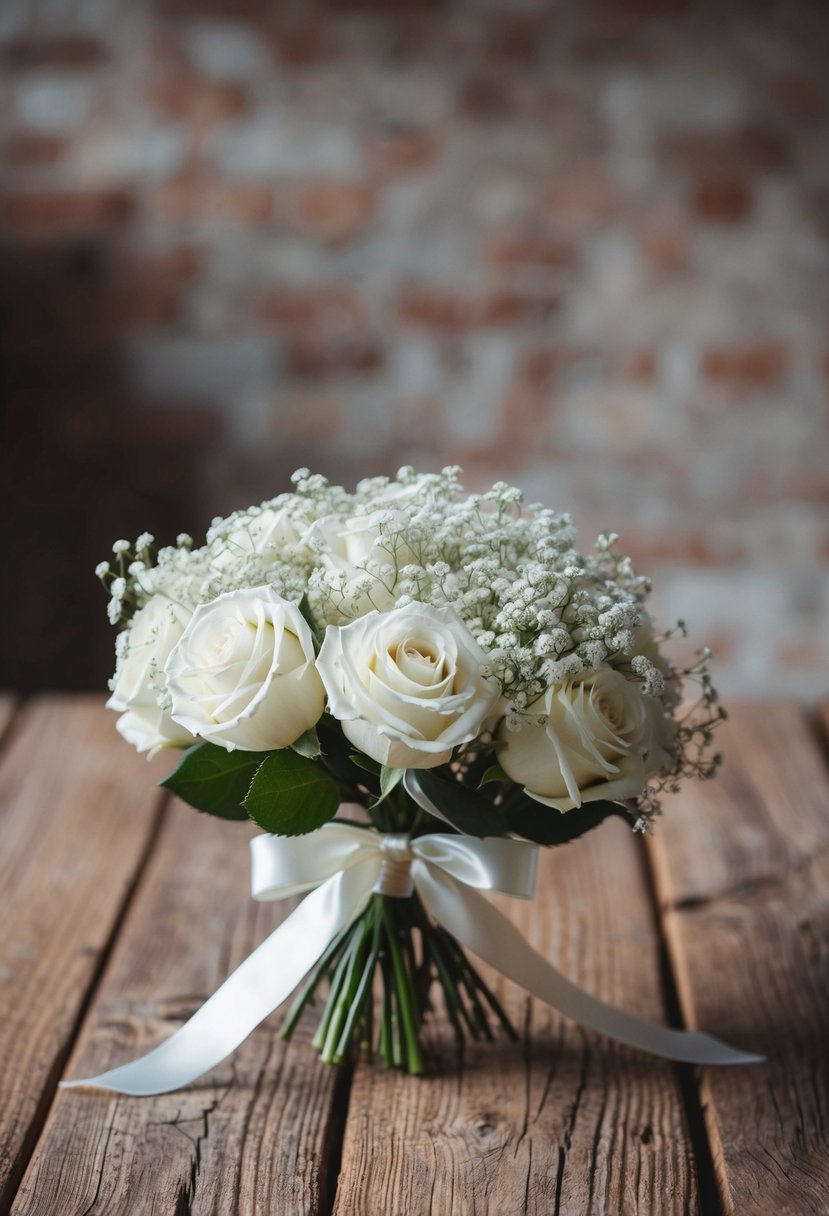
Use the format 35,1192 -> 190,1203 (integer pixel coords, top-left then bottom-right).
381,897 -> 424,1075
333,912 -> 381,1063
320,911 -> 372,1063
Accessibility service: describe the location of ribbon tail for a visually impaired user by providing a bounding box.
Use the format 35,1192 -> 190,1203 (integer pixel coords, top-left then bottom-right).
415,867 -> 764,1066
61,859 -> 378,1095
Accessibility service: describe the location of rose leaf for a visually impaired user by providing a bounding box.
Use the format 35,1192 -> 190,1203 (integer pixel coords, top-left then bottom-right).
290,726 -> 322,759
244,749 -> 341,835
412,770 -> 511,838
161,743 -> 270,820
505,792 -> 629,846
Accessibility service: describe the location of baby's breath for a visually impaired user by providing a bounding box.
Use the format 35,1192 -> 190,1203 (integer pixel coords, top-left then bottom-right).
97,467 -> 722,819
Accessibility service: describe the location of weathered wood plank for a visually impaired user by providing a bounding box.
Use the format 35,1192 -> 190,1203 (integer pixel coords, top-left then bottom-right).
334,819 -> 699,1215
649,701 -> 829,1216
0,692 -> 18,741
12,800 -> 347,1216
0,695 -> 168,1212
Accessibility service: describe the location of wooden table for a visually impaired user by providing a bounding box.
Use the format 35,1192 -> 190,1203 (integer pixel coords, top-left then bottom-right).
0,695 -> 827,1215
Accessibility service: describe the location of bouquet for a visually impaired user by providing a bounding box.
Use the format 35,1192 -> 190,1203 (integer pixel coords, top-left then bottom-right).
76,467 -> 755,1097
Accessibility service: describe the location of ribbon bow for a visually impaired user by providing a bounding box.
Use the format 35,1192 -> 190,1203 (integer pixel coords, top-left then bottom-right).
62,824 -> 761,1095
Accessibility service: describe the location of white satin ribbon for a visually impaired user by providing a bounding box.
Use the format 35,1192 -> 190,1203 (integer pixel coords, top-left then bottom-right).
62,824 -> 761,1095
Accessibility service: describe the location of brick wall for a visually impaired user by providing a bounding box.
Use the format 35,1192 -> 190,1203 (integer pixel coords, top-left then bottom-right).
1,0 -> 827,695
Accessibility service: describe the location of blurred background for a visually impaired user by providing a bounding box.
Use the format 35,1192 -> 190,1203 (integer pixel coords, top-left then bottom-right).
1,0 -> 827,697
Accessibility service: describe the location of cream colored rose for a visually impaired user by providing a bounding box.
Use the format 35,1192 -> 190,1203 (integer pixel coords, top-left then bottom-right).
317,603 -> 499,769
107,595 -> 196,756
165,586 -> 325,751
211,507 -> 301,573
498,666 -> 662,811
310,510 -> 416,615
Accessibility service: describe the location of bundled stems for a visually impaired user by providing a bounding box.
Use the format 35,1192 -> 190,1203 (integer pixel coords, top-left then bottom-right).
280,888 -> 516,1074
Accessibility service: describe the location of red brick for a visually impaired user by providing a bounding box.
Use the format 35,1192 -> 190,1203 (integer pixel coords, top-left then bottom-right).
640,228 -> 690,274
479,288 -> 559,325
291,181 -> 378,245
1,188 -> 134,234
397,288 -> 473,330
614,349 -> 657,383
115,245 -> 202,326
154,176 -> 274,224
546,166 -> 617,232
518,346 -> 592,386
692,176 -> 753,223
271,25 -> 336,65
285,335 -> 385,378
460,73 -> 513,120
370,128 -> 438,176
254,288 -> 367,333
1,134 -> 65,166
0,35 -> 106,69
398,287 -> 558,330
151,74 -> 249,127
702,341 -> 787,387
483,14 -> 546,64
486,231 -> 576,270
662,124 -> 792,174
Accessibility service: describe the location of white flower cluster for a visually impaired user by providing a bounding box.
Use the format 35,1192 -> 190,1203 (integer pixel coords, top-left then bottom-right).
97,468 -> 724,822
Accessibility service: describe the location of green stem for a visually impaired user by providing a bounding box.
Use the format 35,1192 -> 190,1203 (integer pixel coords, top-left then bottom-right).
444,933 -> 518,1042
281,926 -> 352,1041
321,912 -> 372,1063
381,897 -> 424,1075
333,912 -> 382,1063
379,946 -> 395,1068
425,924 -> 482,1041
313,928 -> 358,1050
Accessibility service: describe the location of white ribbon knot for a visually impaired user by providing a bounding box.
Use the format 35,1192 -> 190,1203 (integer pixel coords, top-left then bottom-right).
62,823 -> 762,1096
375,834 -> 414,898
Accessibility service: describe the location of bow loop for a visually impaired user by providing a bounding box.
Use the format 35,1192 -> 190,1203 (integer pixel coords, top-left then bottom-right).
62,820 -> 761,1096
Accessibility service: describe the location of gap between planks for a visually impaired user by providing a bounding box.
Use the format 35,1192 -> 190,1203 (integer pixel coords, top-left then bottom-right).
647,701 -> 829,1216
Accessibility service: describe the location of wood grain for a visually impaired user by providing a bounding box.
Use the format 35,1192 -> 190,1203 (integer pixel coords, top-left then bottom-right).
334,819 -> 698,1216
12,800 -> 347,1216
649,701 -> 829,1216
0,696 -> 168,1211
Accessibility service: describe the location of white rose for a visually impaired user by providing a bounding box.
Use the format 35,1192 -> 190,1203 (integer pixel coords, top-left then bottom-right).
165,586 -> 325,751
107,595 -> 196,757
310,510 -> 416,615
498,666 -> 662,811
317,603 -> 499,769
211,507 -> 302,573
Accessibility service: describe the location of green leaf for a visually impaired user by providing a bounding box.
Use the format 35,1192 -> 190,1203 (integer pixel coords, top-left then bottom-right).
350,753 -> 381,776
411,769 -> 511,838
161,743 -> 269,820
411,769 -> 628,845
375,765 -> 405,806
291,726 -> 321,759
504,791 -> 628,846
479,763 -> 508,786
315,715 -> 379,795
243,749 -> 340,835
298,593 -> 324,646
